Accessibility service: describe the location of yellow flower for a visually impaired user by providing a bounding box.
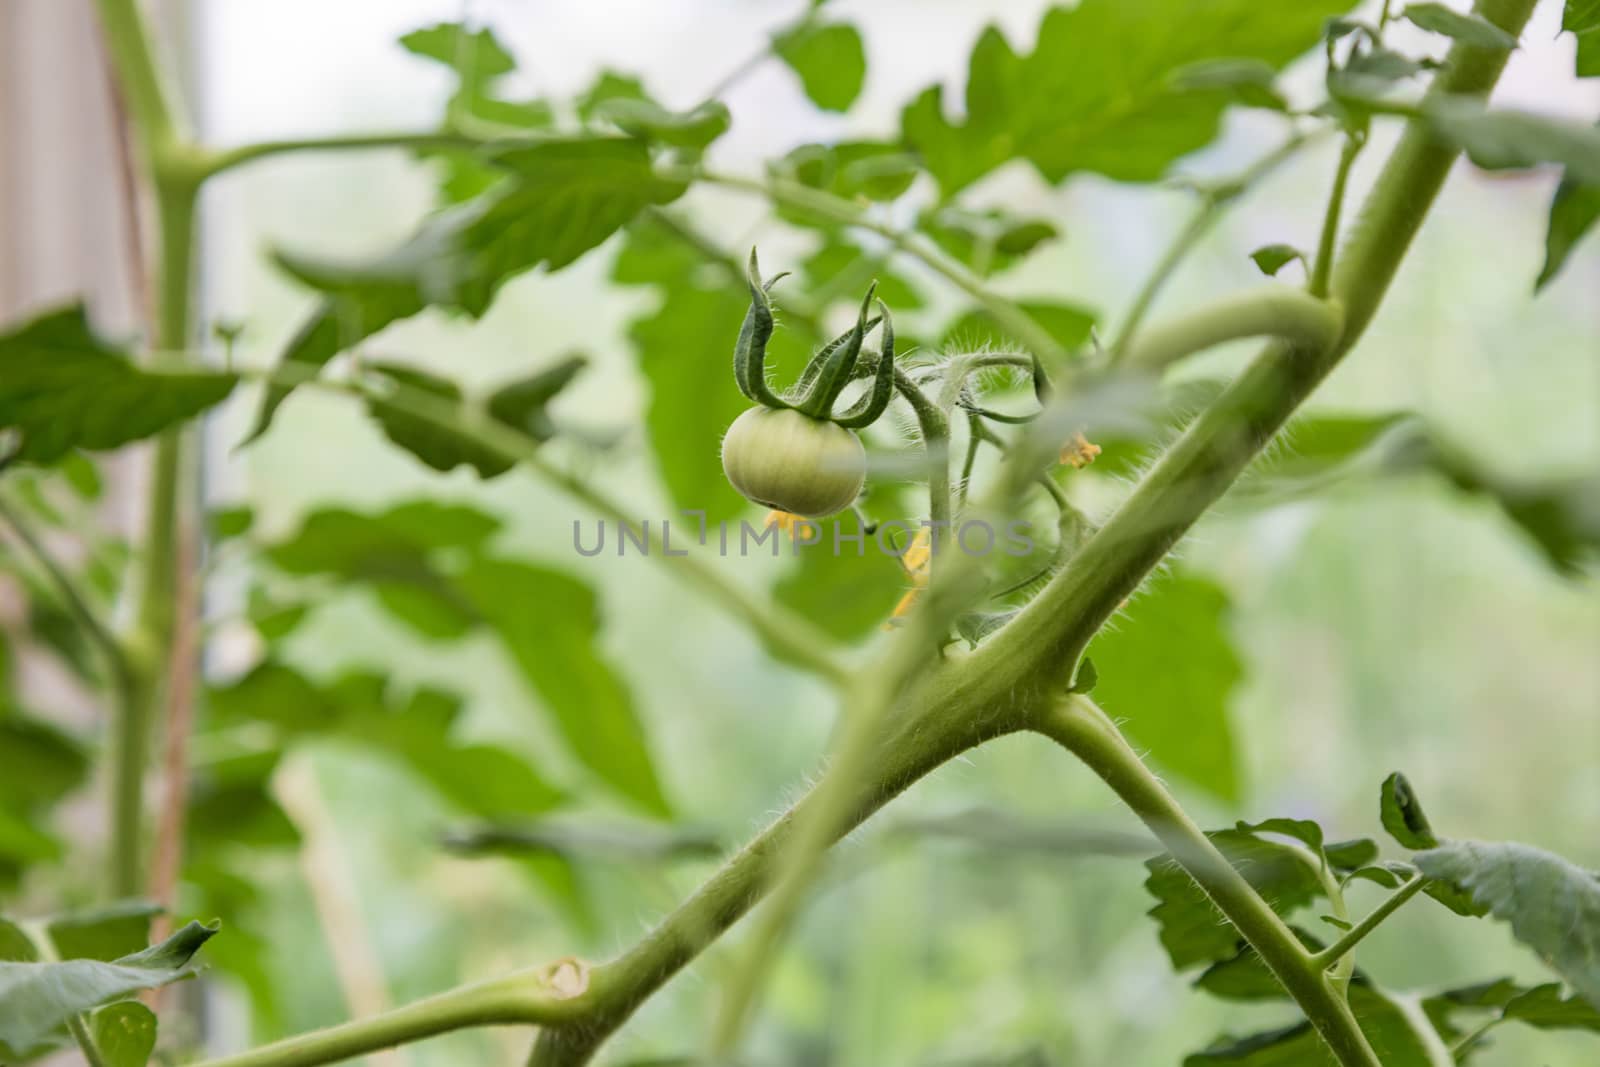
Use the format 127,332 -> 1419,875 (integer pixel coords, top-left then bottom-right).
764,509 -> 801,533
884,526 -> 933,628
1060,431 -> 1102,469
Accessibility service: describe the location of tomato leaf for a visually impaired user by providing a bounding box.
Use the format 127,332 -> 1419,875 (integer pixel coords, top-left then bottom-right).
0,920 -> 216,1055
1186,985 -> 1436,1065
1536,172 -> 1600,291
458,558 -> 671,816
1414,840 -> 1600,1009
1401,4 -> 1518,49
774,21 -> 866,112
0,306 -> 234,463
1378,771 -> 1439,850
901,0 -> 1350,195
1086,572 -> 1243,802
46,902 -> 163,963
1248,243 -> 1306,277
773,511 -> 905,643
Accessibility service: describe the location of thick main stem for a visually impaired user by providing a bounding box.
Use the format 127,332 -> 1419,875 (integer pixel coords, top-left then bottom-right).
1035,697 -> 1381,1067
971,0 -> 1537,700
95,0 -> 200,900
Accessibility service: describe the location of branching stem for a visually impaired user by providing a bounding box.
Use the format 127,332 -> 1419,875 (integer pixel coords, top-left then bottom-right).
1311,876 -> 1429,971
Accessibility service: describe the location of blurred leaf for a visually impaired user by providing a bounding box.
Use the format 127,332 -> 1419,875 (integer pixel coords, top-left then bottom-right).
365,362 -> 513,478
900,2 -> 1348,194
774,21 -> 866,112
186,746 -> 300,851
0,305 -> 234,463
773,511 -> 904,643
1145,828 -> 1324,970
799,238 -> 923,309
208,505 -> 253,542
0,920 -> 216,1055
1426,99 -> 1600,184
1237,410 -> 1600,575
1248,244 -> 1306,277
1415,840 -> 1600,1007
1426,979 -> 1600,1053
0,709 -> 89,886
92,1001 -> 157,1067
1378,771 -> 1438,850
1536,172 -> 1600,291
207,662 -> 563,819
576,71 -> 651,123
771,142 -> 920,216
921,207 -> 1060,278
1236,817 -> 1323,854
1185,985 -> 1435,1064
400,22 -> 514,80
1401,4 -> 1518,49
1570,0 -> 1600,35
1169,58 -> 1289,111
46,902 -> 162,963
940,302 -> 1095,358
1087,572 -> 1242,801
594,99 -> 731,150
255,138 -> 671,440
458,558 -> 670,816
485,354 -> 587,442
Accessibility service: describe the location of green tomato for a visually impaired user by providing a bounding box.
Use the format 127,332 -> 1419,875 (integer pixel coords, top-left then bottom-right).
721,407 -> 866,518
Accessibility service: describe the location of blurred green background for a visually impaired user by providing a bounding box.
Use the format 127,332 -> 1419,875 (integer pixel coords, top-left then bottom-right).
129,1 -> 1600,1064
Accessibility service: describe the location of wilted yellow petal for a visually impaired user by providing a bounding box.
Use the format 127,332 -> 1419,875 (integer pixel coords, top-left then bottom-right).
765,509 -> 800,532
1060,431 -> 1102,469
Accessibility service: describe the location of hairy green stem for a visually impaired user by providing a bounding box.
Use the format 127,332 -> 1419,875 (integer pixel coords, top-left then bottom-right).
1311,876 -> 1428,970
1309,134 -> 1364,297
1034,697 -> 1381,1067
892,367 -> 952,560
94,0 -> 202,900
970,0 -> 1535,703
1120,286 -> 1344,372
1111,130 -> 1320,358
198,131 -> 479,178
193,968 -> 591,1067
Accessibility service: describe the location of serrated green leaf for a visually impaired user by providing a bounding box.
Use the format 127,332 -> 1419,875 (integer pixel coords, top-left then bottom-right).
1415,840 -> 1600,1007
1185,985 -> 1434,1065
901,1 -> 1351,195
1379,772 -> 1438,850
93,1000 -> 157,1067
1087,573 -> 1243,801
1500,982 -> 1600,1030
921,207 -> 1060,278
1236,818 -> 1324,854
485,354 -> 586,442
594,99 -> 731,150
458,558 -> 669,816
1536,173 -> 1600,290
1402,4 -> 1518,49
1248,244 -> 1306,277
0,920 -> 216,1054
365,362 -> 513,479
399,22 -> 515,79
774,21 -> 866,112
207,662 -> 563,819
1145,829 -> 1323,970
254,138 -> 670,440
1566,0 -> 1600,34
0,306 -> 234,463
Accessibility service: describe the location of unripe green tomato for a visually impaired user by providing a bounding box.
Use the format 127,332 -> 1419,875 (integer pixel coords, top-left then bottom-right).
721,407 -> 866,518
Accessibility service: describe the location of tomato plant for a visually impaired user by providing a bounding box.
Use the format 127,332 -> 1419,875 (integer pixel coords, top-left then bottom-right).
1,1 -> 1598,1066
